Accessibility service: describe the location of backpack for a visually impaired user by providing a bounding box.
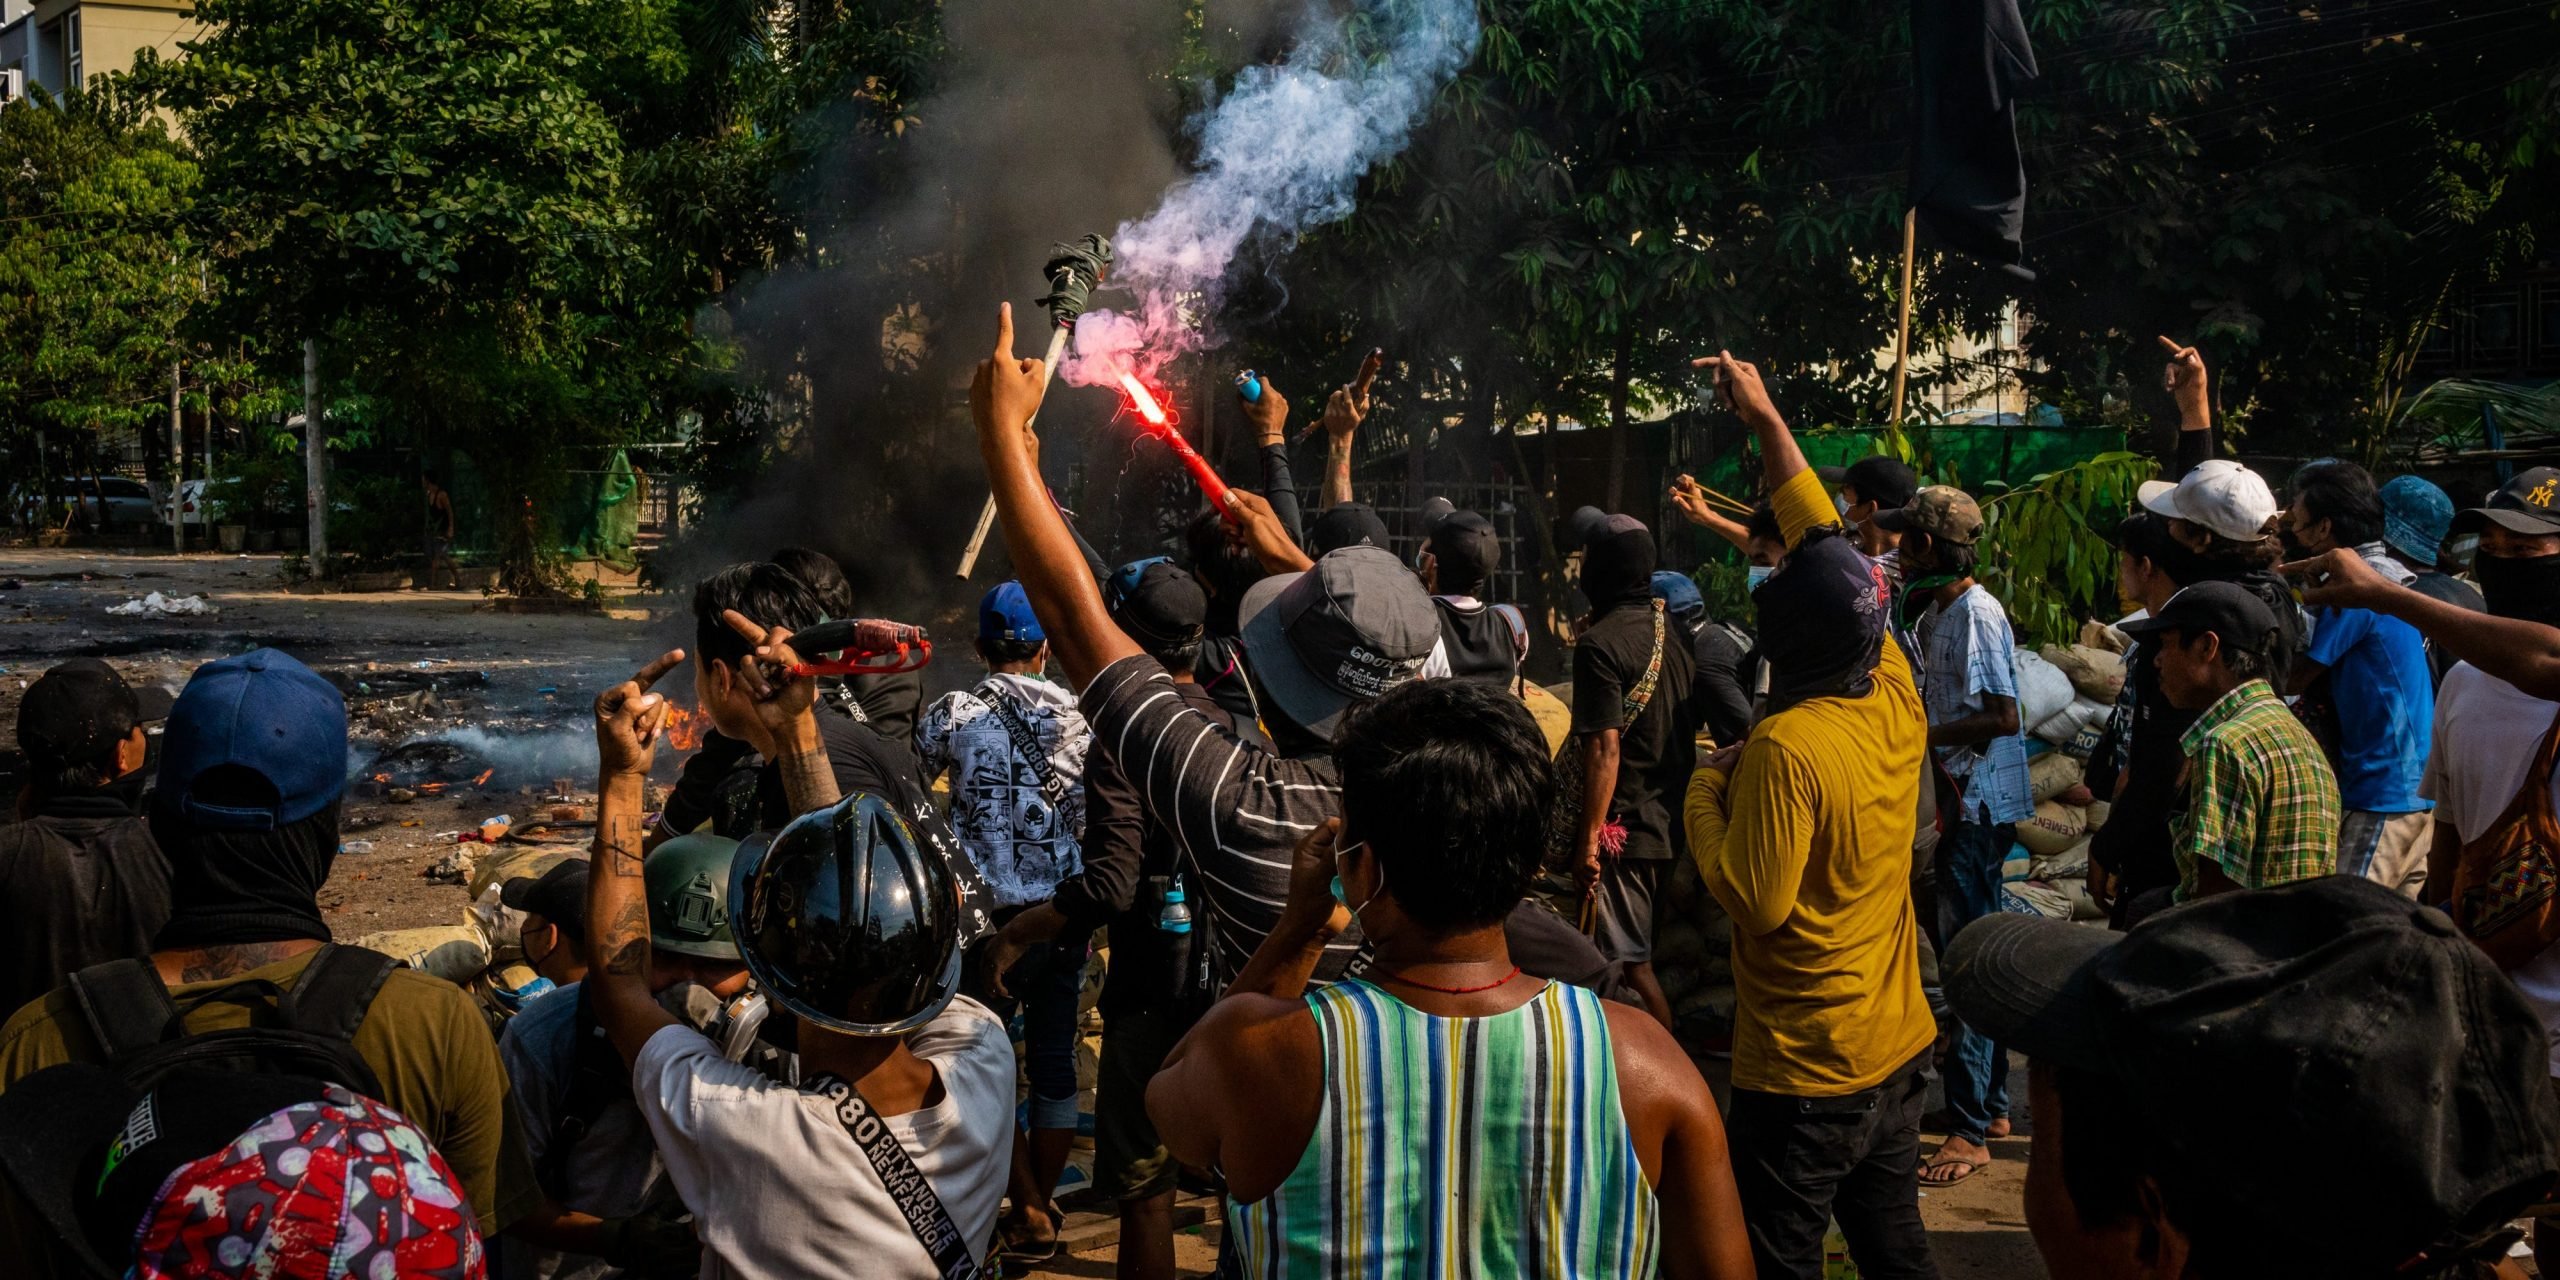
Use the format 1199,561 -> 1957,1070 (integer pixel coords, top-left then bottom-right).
2452,707 -> 2560,970
64,944 -> 396,1097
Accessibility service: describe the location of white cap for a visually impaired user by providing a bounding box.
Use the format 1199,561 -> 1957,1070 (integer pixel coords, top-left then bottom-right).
2138,459 -> 2277,543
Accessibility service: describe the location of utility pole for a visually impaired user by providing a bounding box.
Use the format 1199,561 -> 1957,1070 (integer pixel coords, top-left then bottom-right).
169,359 -> 184,553
303,337 -> 328,566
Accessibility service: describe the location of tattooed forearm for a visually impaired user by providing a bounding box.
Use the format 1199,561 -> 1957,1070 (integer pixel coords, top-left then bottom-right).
1323,437 -> 1354,509
774,731 -> 840,815
601,899 -> 651,976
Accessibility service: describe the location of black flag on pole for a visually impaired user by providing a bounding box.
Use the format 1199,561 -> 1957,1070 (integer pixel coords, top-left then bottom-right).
1909,0 -> 2040,282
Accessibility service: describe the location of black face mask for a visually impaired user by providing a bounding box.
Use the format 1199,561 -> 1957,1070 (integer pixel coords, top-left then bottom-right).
2277,527 -> 2312,562
2477,552 -> 2560,627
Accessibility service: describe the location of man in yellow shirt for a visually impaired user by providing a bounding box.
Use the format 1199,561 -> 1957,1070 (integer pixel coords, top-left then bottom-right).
1683,353 -> 1939,1280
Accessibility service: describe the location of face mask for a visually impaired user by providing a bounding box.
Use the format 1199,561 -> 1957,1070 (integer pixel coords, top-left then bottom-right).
1745,565 -> 1774,592
1833,492 -> 1853,518
2277,527 -> 2312,561
2477,552 -> 2560,627
1331,837 -> 1385,923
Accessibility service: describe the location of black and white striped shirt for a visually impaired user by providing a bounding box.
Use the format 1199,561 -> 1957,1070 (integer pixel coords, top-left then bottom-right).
1080,656 -> 1363,985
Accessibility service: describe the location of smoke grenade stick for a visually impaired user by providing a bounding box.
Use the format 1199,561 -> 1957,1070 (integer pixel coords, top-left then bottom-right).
957,235 -> 1113,579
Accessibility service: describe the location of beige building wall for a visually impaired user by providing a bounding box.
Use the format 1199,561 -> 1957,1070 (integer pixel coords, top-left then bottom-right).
18,0 -> 198,95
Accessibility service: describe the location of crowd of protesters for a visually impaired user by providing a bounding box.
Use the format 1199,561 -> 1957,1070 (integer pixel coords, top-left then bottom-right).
0,304 -> 2559,1280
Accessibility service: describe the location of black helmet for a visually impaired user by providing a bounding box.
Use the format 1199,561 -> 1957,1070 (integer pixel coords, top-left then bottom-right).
729,792 -> 966,1036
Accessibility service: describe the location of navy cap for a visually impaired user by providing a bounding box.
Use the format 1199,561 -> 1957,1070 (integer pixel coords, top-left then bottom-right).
978,581 -> 1045,645
156,648 -> 347,830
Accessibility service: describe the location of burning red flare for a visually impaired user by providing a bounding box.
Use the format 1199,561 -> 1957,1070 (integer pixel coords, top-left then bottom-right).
1117,371 -> 1168,425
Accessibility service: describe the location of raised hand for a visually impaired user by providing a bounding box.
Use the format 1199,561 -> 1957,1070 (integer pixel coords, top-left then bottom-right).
1691,352 -> 1776,426
1286,817 -> 1354,938
1223,488 -> 1314,574
970,302 -> 1050,460
1668,475 -> 1718,528
718,610 -> 818,758
2280,546 -> 2390,610
1241,375 -> 1291,446
1315,348 -> 1382,443
595,649 -> 685,779
2157,335 -> 2209,426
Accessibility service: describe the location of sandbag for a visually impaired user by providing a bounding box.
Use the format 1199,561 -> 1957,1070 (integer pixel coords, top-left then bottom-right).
2059,877 -> 2107,921
2016,649 -> 2076,733
2017,801 -> 2090,856
2042,644 -> 2127,703
354,924 -> 491,985
2031,836 -> 2092,881
2028,752 -> 2085,804
2001,880 -> 2075,920
2001,851 -> 2033,884
1523,683 -> 1574,757
2079,618 -> 2132,656
2086,800 -> 2112,832
2033,696 -> 2112,747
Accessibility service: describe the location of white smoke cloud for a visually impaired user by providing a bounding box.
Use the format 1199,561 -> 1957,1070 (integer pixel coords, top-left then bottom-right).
1062,0 -> 1481,387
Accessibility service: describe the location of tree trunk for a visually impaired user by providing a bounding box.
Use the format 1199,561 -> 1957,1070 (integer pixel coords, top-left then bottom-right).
303,336 -> 329,567
170,359 -> 184,553
1604,325 -> 1633,512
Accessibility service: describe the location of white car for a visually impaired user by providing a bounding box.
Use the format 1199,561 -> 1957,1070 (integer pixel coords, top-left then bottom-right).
15,477 -> 161,529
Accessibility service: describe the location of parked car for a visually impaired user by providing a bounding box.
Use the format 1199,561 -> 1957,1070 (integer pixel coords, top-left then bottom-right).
167,478 -> 211,527
14,477 -> 160,529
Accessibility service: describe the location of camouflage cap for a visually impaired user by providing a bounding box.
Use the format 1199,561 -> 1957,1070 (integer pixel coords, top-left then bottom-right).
1874,485 -> 1986,545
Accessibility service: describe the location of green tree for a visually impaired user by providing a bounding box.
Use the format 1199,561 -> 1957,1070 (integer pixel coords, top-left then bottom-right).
0,82 -> 201,514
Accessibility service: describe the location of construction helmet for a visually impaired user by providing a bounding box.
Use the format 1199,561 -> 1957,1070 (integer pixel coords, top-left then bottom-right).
729,793 -> 965,1036
648,833 -> 742,961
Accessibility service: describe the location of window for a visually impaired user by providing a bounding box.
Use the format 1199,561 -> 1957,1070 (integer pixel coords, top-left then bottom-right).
61,12 -> 77,89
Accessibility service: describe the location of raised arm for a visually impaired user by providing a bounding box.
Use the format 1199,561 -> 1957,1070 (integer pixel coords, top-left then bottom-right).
974,303 -> 1147,689
2160,335 -> 2214,475
1243,377 -> 1306,544
588,650 -> 689,1064
719,611 -> 839,814
2285,549 -> 2560,699
1669,476 -> 1753,552
1318,351 -> 1380,509
1693,352 -> 1806,493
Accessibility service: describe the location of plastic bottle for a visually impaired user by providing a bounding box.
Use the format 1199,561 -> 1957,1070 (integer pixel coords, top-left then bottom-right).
1158,875 -> 1192,934
1822,1225 -> 1860,1279
339,840 -> 375,855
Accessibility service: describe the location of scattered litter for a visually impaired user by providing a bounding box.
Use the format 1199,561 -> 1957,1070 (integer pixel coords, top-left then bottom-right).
387,788 -> 417,804
423,849 -> 474,884
339,840 -> 376,855
536,686 -> 558,695
412,660 -> 437,669
400,820 -> 421,828
106,592 -> 217,617
480,815 -> 513,842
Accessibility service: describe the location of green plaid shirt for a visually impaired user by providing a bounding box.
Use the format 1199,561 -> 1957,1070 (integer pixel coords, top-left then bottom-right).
2173,679 -> 2342,900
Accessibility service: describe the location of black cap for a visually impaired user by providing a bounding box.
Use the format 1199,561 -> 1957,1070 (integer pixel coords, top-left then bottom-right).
2451,466 -> 2560,537
1106,558 -> 1209,651
1426,510 -> 1501,595
1841,456 -> 1920,510
17,658 -> 141,770
2119,580 -> 2279,660
1308,502 -> 1390,556
501,857 -> 591,936
1946,878 -> 2560,1274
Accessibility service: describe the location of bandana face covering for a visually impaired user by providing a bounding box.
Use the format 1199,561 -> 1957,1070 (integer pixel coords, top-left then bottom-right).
2477,551 -> 2560,627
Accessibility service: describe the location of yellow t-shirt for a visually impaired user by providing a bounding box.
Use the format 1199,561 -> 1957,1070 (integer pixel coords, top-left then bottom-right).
0,947 -> 541,1275
1684,466 -> 1936,1096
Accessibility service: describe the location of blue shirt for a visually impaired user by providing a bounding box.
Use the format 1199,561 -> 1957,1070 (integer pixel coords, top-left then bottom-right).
1918,585 -> 2036,826
2305,605 -> 2434,813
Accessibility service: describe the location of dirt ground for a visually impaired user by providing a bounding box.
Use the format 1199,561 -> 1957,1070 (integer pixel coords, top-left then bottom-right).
4,544 -> 2051,1277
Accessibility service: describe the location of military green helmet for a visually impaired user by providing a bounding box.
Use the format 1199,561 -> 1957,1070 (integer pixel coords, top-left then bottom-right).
648,833 -> 741,960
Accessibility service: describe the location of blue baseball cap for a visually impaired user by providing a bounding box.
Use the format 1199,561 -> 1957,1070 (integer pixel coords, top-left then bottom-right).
156,648 -> 347,830
2379,474 -> 2455,567
978,581 -> 1045,646
1651,570 -> 1705,616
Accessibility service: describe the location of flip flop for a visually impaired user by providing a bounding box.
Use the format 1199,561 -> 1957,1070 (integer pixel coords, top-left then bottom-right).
1919,1154 -> 1986,1187
996,1208 -> 1061,1264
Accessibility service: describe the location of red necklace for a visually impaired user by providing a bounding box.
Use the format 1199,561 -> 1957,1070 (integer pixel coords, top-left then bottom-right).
1376,965 -> 1521,996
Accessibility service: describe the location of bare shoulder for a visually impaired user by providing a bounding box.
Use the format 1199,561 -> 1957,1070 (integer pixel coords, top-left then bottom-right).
1192,992 -> 1320,1071
1600,999 -> 1712,1116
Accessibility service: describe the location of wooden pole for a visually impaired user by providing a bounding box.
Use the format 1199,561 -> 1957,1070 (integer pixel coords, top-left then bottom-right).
1888,207 -> 1918,433
304,336 -> 328,565
169,359 -> 184,553
955,323 -> 1072,579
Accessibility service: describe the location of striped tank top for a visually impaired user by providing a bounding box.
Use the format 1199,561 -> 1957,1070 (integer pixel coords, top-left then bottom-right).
1227,978 -> 1661,1278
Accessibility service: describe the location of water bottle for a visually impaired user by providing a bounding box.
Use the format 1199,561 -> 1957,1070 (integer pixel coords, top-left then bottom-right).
1157,875 -> 1193,935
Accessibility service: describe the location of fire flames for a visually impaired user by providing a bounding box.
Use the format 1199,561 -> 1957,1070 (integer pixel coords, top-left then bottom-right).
471,768 -> 495,787
1116,371 -> 1170,426
664,703 -> 704,751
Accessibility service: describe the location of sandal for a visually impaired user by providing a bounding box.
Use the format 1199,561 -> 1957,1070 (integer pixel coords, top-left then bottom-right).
996,1207 -> 1061,1264
1918,1154 -> 1986,1187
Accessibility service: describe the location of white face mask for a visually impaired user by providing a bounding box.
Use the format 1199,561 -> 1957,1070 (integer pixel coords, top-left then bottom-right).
1834,492 -> 1853,518
1332,836 -> 1385,922
1746,564 -> 1775,592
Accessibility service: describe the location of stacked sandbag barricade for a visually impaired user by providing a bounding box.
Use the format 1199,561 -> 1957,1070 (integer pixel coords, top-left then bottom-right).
1996,625 -> 2128,924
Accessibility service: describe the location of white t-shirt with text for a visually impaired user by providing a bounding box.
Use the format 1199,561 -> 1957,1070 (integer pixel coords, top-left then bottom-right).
631,997 -> 1013,1279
